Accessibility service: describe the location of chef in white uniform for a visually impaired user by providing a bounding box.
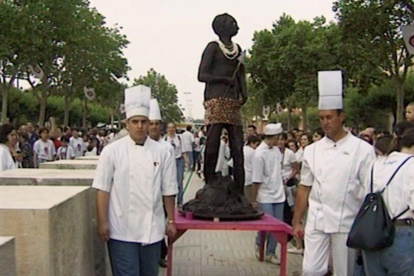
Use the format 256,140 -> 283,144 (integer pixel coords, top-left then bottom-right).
148,98 -> 177,268
251,123 -> 286,265
93,85 -> 178,276
292,71 -> 375,276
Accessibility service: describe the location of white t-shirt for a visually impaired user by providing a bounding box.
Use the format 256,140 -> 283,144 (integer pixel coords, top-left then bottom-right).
0,144 -> 17,172
296,148 -> 304,163
165,135 -> 183,159
252,142 -> 286,204
33,139 -> 56,161
194,137 -> 201,152
367,152 -> 414,220
85,147 -> 97,156
69,137 -> 85,157
244,145 -> 255,186
57,146 -> 75,160
281,148 -> 298,179
181,131 -> 194,152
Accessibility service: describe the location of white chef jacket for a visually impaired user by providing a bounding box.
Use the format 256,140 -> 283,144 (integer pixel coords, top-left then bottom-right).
0,144 -> 17,172
92,135 -> 178,244
252,142 -> 286,204
366,152 -> 414,220
244,145 -> 255,186
181,131 -> 194,152
301,132 -> 375,233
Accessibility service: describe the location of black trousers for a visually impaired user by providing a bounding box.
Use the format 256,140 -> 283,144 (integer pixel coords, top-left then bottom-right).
204,123 -> 245,193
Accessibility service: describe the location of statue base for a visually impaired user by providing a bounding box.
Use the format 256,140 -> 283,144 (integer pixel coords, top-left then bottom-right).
182,173 -> 264,221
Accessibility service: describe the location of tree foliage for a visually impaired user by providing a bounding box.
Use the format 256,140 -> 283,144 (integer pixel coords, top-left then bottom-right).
0,0 -> 129,126
133,69 -> 183,123
334,0 -> 414,122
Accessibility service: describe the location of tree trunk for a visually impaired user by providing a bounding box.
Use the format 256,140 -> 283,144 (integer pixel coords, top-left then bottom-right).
110,108 -> 114,129
1,86 -> 9,124
117,112 -> 121,129
63,95 -> 70,127
38,89 -> 48,127
287,107 -> 292,130
395,77 -> 405,123
301,104 -> 308,131
82,98 -> 88,129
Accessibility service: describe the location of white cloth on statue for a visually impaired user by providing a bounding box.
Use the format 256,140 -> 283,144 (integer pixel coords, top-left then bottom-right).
216,140 -> 230,176
251,142 -> 285,204
0,144 -> 17,172
243,145 -> 255,186
366,152 -> 414,220
301,132 -> 375,233
69,137 -> 85,157
302,228 -> 355,276
92,135 -> 178,244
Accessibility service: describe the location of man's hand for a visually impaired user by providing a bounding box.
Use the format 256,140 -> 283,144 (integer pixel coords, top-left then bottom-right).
97,220 -> 110,242
292,222 -> 304,240
166,222 -> 177,239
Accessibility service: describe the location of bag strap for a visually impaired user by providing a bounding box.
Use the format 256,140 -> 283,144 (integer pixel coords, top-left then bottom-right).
381,156 -> 414,193
393,207 -> 410,221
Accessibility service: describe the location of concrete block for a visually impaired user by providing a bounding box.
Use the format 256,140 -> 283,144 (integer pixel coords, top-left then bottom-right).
76,155 -> 99,160
0,236 -> 16,276
0,186 -> 94,276
39,160 -> 98,170
0,169 -> 94,186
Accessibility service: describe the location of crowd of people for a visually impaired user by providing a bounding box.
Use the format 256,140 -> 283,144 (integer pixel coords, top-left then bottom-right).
0,119 -> 122,170
1,86 -> 414,276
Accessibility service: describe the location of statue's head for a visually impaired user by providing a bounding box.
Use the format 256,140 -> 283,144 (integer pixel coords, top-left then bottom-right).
212,13 -> 239,38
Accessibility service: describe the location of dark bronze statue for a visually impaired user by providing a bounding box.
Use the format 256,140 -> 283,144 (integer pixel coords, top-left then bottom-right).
198,13 -> 247,192
183,14 -> 262,220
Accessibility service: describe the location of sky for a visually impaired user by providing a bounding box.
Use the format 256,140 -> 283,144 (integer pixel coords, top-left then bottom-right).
89,0 -> 337,120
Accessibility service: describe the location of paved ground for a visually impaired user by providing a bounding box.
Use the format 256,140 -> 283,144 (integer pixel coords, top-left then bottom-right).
159,172 -> 303,276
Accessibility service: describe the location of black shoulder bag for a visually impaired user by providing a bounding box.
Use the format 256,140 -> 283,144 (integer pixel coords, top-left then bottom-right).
346,156 -> 414,251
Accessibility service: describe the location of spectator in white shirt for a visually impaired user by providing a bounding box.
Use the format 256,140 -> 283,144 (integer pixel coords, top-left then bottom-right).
182,125 -> 195,170
70,128 -> 85,157
57,136 -> 75,160
243,135 -> 261,202
33,127 -> 56,166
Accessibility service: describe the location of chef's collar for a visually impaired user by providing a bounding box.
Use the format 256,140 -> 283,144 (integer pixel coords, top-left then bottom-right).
324,131 -> 351,148
127,135 -> 148,147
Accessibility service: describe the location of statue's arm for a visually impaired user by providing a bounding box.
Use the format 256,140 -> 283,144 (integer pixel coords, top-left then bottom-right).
238,63 -> 248,104
198,42 -> 234,85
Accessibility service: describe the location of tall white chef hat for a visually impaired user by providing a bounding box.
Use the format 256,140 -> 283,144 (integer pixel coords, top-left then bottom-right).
264,123 -> 283,136
149,98 -> 162,121
318,71 -> 343,110
124,85 -> 151,120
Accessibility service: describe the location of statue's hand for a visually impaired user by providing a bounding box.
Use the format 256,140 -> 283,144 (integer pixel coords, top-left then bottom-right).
223,77 -> 236,86
239,96 -> 247,106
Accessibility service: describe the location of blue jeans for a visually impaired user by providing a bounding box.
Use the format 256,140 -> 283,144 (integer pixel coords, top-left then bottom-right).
255,202 -> 284,255
107,239 -> 161,276
362,226 -> 414,276
176,157 -> 184,206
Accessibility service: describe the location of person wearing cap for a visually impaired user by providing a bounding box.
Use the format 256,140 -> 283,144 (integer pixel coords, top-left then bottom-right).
92,85 -> 178,276
292,71 -> 375,276
251,123 -> 285,265
148,98 -> 177,268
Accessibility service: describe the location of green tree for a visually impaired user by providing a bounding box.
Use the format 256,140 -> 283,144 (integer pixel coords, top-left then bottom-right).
133,69 -> 183,123
334,0 -> 414,122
